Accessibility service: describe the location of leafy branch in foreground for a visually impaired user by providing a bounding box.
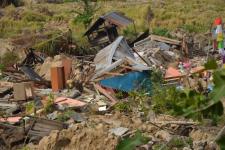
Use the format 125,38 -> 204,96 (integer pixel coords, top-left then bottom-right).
151,59 -> 225,122
183,59 -> 225,119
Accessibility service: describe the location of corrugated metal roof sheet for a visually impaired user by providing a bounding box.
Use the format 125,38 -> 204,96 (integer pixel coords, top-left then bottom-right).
102,12 -> 133,27
94,36 -> 134,73
92,36 -> 150,80
84,11 -> 133,36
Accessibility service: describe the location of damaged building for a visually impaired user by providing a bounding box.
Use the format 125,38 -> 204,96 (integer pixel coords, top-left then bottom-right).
84,11 -> 135,48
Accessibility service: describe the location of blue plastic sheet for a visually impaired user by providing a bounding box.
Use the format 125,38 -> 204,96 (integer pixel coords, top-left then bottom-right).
99,70 -> 151,93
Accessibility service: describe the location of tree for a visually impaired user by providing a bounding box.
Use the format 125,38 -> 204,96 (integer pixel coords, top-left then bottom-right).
74,0 -> 99,29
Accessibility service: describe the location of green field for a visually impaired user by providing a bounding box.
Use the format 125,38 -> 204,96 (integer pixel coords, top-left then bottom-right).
1,0 -> 225,49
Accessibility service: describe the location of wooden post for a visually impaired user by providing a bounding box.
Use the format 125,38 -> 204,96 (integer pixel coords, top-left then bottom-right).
133,22 -> 137,38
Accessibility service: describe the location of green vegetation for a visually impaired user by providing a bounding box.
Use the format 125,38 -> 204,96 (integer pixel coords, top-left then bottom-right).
57,109 -> 74,122
116,131 -> 149,150
151,59 -> 225,123
167,137 -> 192,149
73,0 -> 99,28
25,101 -> 35,114
23,11 -> 47,22
216,135 -> 225,150
1,0 -> 225,53
44,93 -> 55,114
20,146 -> 31,150
152,27 -> 171,37
122,26 -> 138,41
0,64 -> 5,72
128,91 -> 150,115
33,30 -> 71,56
0,51 -> 19,67
114,101 -> 131,112
153,137 -> 193,150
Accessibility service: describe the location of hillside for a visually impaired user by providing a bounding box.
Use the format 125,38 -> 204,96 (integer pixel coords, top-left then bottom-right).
1,1 -> 225,150
1,0 -> 225,50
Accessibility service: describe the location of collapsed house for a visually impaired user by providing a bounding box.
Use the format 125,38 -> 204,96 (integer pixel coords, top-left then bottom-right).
84,11 -> 135,48
92,36 -> 151,93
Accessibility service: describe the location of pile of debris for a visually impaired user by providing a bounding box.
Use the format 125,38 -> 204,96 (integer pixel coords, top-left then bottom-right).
134,34 -> 182,67
0,11 -> 223,149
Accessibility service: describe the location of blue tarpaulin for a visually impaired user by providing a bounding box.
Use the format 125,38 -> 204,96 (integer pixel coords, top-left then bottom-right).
99,70 -> 151,93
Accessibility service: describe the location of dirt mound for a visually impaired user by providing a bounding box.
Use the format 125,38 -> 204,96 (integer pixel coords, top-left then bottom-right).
35,123 -> 118,150
28,112 -> 148,150
26,112 -> 220,150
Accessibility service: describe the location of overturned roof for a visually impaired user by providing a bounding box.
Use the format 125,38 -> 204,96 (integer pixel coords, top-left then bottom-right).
92,36 -> 149,80
94,36 -> 135,73
84,11 -> 133,36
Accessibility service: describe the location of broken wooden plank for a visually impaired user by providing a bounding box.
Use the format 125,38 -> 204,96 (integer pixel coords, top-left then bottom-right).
28,130 -> 50,137
0,102 -> 18,109
94,83 -> 117,104
0,81 -> 13,87
132,47 -> 151,66
150,35 -> 181,45
103,72 -> 123,76
27,117 -> 66,142
153,121 -> 199,125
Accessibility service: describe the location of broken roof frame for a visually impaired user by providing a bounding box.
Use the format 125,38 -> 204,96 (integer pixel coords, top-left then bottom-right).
84,11 -> 135,36
92,36 -> 150,80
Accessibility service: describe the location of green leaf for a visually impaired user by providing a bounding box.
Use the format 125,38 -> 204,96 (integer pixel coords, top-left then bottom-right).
183,69 -> 225,118
216,135 -> 225,150
204,58 -> 218,70
116,131 -> 149,150
210,69 -> 225,102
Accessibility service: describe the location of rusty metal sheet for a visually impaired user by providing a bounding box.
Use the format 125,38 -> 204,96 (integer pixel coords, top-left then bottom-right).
27,117 -> 66,143
103,11 -> 133,27
84,11 -> 133,36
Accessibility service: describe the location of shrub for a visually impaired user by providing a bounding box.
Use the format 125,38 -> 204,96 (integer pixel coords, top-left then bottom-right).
25,101 -> 35,114
114,101 -> 131,112
57,109 -> 74,122
44,93 -> 55,114
152,27 -> 171,37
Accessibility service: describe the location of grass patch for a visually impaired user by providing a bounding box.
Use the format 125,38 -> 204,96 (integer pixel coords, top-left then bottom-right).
0,18 -> 24,38
180,24 -> 207,33
0,51 -> 19,67
1,0 -> 225,55
22,11 -> 47,22
152,27 -> 171,37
